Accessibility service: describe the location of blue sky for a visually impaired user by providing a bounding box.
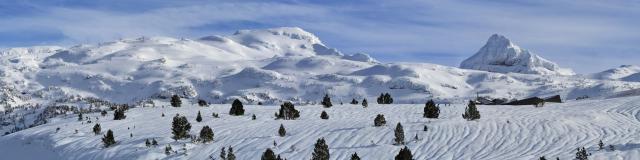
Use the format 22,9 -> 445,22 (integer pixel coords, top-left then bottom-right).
1,0 -> 639,73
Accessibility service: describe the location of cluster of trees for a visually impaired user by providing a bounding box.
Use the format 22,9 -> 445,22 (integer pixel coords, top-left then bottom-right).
113,107 -> 127,120
377,93 -> 393,104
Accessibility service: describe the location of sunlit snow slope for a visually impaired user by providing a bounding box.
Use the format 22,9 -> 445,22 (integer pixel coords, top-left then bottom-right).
1,97 -> 639,160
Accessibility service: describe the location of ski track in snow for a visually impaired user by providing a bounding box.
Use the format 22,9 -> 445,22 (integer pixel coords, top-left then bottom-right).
2,97 -> 640,160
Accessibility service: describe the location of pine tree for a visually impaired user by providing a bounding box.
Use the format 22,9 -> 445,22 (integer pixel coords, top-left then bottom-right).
227,147 -> 236,160
262,148 -> 277,160
598,140 -> 604,150
220,147 -> 227,160
395,146 -> 413,160
351,152 -> 361,160
113,107 -> 126,120
171,114 -> 192,140
165,144 -> 173,155
321,94 -> 333,108
362,98 -> 368,108
423,125 -> 428,131
311,138 -> 330,160
320,111 -> 329,119
394,122 -> 405,145
170,95 -> 182,107
252,114 -> 257,120
423,100 -> 440,118
93,123 -> 101,135
575,147 -> 588,160
196,111 -> 203,122
102,129 -> 116,148
377,93 -> 393,104
145,139 -> 151,147
350,98 -> 358,105
229,99 -> 245,116
539,156 -> 547,160
78,113 -> 83,121
198,99 -> 208,106
377,93 -> 384,104
374,114 -> 387,127
462,101 -> 481,121
275,102 -> 300,120
200,125 -> 214,143
152,138 -> 158,146
278,124 -> 287,137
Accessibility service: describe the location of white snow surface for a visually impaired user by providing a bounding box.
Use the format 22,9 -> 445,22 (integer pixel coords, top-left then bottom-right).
2,97 -> 640,159
460,34 -> 574,75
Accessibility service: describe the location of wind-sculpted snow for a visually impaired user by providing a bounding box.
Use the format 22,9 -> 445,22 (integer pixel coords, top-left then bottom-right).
2,97 -> 640,159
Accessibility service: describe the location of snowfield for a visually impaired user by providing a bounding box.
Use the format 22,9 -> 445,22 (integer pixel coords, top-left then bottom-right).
1,96 -> 640,160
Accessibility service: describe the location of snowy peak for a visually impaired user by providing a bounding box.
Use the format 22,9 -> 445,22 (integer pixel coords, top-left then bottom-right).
460,34 -> 574,75
591,65 -> 640,81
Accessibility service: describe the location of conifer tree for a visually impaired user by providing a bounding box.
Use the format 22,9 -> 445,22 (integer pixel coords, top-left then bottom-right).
196,111 -> 203,122
377,93 -> 384,104
374,114 -> 387,127
312,138 -> 330,160
350,99 -> 358,105
113,107 -> 126,120
145,139 -> 151,147
170,95 -> 182,107
462,101 -> 480,121
165,144 -> 173,155
102,129 -> 116,148
575,147 -> 588,160
227,147 -> 236,160
171,114 -> 192,140
320,111 -> 329,119
198,99 -> 208,107
321,94 -> 333,108
278,124 -> 286,137
200,125 -> 214,143
598,140 -> 604,150
362,98 -> 368,108
275,102 -> 300,120
78,113 -> 83,121
229,99 -> 245,116
152,138 -> 158,146
252,114 -> 257,120
394,122 -> 405,145
539,156 -> 547,160
377,93 -> 394,104
262,148 -> 277,160
93,123 -> 101,135
351,152 -> 361,160
220,147 -> 227,160
423,125 -> 428,131
395,146 -> 413,160
423,100 -> 440,118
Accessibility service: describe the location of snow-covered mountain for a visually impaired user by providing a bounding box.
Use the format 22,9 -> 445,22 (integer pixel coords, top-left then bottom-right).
1,28 -> 639,110
460,34 -> 574,75
590,65 -> 640,81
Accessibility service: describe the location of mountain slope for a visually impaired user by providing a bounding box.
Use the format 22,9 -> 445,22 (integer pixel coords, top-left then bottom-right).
460,34 -> 574,75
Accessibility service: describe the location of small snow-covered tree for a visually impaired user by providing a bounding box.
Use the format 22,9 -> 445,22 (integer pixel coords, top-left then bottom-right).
351,152 -> 361,160
229,99 -> 245,116
598,140 -> 604,150
320,111 -> 329,119
362,98 -> 368,108
321,94 -> 333,108
275,102 -> 300,120
575,147 -> 588,160
350,98 -> 358,105
200,125 -> 214,143
423,99 -> 440,118
394,122 -> 405,145
374,114 -> 387,127
395,146 -> 413,160
278,124 -> 286,137
165,144 -> 173,155
170,95 -> 182,107
196,111 -> 203,122
312,138 -> 330,160
462,101 -> 480,121
113,107 -> 126,120
220,147 -> 226,160
227,147 -> 236,160
78,113 -> 83,121
102,129 -> 116,148
171,114 -> 192,140
93,123 -> 101,135
262,148 -> 278,160
198,99 -> 208,107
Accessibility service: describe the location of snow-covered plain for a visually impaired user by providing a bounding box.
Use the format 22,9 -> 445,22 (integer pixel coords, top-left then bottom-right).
1,96 -> 640,160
